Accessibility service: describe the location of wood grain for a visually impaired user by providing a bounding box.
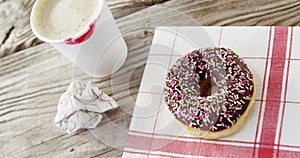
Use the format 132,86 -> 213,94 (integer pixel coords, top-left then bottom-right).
0,0 -> 300,157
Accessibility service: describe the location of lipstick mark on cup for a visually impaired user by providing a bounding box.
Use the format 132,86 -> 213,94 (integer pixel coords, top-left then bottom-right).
64,20 -> 96,45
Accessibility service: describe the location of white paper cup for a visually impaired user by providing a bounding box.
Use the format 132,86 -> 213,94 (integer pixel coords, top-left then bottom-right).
30,0 -> 127,78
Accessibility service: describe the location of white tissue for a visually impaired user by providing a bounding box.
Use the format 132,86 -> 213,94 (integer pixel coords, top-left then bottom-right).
54,80 -> 118,134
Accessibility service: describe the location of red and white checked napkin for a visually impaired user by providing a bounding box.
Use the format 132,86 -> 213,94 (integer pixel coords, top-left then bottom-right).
123,26 -> 300,158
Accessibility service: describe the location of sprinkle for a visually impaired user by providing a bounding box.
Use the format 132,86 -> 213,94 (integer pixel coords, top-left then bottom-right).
227,118 -> 234,124
164,47 -> 254,132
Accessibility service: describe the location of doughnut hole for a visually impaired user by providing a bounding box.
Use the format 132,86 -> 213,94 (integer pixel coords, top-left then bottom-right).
199,78 -> 218,97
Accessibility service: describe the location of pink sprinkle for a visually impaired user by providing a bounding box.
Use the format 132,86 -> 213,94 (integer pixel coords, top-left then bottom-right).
241,80 -> 247,85
190,73 -> 195,81
231,95 -> 234,100
171,79 -> 177,85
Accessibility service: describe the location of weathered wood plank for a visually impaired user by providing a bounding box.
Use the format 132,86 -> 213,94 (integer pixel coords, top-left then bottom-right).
0,0 -> 167,57
109,0 -> 170,19
1,0 -> 299,57
0,0 -> 39,57
0,26 -> 152,157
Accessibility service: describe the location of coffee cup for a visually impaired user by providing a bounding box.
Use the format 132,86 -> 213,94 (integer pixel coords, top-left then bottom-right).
30,0 -> 127,78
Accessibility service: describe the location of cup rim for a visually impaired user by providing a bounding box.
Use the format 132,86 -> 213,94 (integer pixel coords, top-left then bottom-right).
30,0 -> 104,44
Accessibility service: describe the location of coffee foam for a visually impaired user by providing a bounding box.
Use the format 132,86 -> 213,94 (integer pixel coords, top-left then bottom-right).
32,0 -> 101,41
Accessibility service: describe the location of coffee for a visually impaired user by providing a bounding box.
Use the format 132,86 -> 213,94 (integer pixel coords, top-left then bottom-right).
31,0 -> 100,40
31,0 -> 128,78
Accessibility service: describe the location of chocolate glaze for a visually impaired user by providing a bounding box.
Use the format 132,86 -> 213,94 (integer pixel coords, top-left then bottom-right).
164,47 -> 255,132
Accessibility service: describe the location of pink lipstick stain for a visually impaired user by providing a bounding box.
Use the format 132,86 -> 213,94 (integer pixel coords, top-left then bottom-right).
64,20 -> 96,45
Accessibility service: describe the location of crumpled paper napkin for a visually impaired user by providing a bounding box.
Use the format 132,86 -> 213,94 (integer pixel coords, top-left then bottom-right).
54,80 -> 118,134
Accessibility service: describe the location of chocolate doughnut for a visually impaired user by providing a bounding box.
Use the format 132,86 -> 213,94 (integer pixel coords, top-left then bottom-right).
164,47 -> 255,139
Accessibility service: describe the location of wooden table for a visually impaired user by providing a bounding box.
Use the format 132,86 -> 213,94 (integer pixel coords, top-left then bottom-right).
1,0 -> 299,157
